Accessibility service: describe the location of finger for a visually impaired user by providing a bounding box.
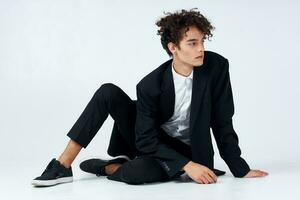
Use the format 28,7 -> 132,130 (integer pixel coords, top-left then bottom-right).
207,170 -> 217,182
255,172 -> 265,177
250,171 -> 267,178
204,173 -> 215,184
252,170 -> 266,177
198,179 -> 204,184
258,170 -> 269,176
254,170 -> 268,175
195,177 -> 204,184
258,171 -> 268,177
200,175 -> 209,184
203,170 -> 215,183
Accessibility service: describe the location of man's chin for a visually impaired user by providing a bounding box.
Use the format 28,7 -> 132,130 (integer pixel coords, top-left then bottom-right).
194,62 -> 204,67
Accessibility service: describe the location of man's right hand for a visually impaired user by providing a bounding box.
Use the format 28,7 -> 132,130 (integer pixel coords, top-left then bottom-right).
182,161 -> 217,184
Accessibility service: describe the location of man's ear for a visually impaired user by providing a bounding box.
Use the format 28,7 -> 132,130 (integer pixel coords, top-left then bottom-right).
167,42 -> 177,55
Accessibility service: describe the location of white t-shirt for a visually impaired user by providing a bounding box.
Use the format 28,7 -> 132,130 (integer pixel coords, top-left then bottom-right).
160,62 -> 193,145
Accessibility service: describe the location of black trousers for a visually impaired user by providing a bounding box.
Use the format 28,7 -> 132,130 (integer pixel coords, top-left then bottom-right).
67,83 -> 170,184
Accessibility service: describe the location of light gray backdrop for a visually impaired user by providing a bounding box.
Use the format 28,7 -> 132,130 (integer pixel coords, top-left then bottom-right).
0,0 -> 299,173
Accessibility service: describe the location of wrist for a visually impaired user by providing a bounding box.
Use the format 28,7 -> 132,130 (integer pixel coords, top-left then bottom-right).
182,161 -> 193,172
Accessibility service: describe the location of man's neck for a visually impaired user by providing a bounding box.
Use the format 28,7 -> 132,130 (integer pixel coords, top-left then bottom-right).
172,57 -> 193,77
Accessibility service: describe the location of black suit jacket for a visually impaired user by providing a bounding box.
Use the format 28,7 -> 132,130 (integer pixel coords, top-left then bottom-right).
135,51 -> 250,178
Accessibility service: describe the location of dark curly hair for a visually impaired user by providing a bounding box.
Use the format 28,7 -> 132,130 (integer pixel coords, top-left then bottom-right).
156,8 -> 214,56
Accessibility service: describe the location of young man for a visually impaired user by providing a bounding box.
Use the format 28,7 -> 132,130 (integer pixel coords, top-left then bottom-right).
32,8 -> 268,186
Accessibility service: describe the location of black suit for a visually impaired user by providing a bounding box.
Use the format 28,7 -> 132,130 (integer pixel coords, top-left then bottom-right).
67,51 -> 250,184
135,51 -> 250,178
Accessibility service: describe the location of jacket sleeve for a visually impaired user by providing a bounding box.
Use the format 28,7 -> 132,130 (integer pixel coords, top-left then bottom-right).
135,85 -> 190,178
210,59 -> 251,178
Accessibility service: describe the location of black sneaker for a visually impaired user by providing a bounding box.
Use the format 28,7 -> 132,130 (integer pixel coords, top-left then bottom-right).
79,156 -> 130,176
31,158 -> 73,187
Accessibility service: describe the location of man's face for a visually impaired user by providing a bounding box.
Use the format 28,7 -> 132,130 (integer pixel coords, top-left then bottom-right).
169,26 -> 205,67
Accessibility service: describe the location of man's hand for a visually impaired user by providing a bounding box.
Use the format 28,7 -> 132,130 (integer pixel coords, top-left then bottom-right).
243,169 -> 268,178
182,161 -> 217,184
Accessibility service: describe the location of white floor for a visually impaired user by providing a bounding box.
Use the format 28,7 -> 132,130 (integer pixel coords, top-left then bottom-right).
1,159 -> 300,200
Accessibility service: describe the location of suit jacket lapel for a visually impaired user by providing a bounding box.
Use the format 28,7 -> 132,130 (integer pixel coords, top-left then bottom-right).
189,62 -> 208,132
159,61 -> 175,123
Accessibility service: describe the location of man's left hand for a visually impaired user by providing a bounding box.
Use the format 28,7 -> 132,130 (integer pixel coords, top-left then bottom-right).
243,169 -> 268,178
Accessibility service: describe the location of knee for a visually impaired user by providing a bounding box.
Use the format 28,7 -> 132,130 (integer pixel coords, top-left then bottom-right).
119,157 -> 168,185
119,161 -> 148,185
94,83 -> 120,100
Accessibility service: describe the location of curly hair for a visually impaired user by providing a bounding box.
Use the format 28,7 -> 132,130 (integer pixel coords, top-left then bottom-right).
156,8 -> 215,56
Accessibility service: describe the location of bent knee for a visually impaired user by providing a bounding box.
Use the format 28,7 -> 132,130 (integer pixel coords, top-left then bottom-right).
94,83 -> 120,99
119,157 -> 169,185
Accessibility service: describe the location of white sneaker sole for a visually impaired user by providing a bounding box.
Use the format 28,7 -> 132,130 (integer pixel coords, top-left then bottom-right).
31,177 -> 73,186
114,155 -> 131,161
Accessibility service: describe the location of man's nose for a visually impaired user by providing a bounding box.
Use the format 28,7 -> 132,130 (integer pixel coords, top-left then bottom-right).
197,44 -> 204,52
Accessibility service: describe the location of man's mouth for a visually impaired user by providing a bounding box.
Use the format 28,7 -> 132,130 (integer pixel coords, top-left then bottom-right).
195,55 -> 203,59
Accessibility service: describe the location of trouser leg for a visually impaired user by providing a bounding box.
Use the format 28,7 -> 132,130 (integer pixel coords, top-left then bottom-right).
107,156 -> 170,185
107,120 -> 137,159
67,83 -> 137,158
66,83 -> 169,184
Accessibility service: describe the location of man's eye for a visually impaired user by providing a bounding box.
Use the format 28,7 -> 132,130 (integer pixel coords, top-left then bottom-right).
189,42 -> 196,46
